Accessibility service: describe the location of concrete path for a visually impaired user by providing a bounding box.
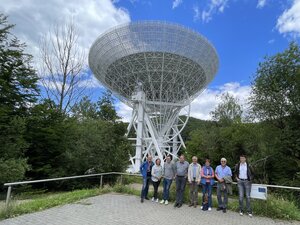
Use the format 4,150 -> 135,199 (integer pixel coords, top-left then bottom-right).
0,193 -> 299,225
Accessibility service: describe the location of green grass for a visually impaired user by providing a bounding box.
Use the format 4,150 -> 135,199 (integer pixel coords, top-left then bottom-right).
0,181 -> 299,222
0,187 -> 112,220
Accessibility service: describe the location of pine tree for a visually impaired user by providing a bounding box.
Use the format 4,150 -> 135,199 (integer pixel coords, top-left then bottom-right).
0,14 -> 39,185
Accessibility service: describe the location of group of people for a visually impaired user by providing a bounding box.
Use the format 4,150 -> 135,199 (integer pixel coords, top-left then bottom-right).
140,154 -> 254,217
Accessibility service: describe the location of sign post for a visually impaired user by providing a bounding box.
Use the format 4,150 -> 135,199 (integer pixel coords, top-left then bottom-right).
250,184 -> 267,200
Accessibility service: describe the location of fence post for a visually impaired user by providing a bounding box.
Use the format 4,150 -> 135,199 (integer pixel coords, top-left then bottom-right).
5,186 -> 12,209
100,175 -> 103,189
120,175 -> 123,185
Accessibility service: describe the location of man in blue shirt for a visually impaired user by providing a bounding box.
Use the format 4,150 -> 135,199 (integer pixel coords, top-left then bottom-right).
140,155 -> 154,203
215,157 -> 232,213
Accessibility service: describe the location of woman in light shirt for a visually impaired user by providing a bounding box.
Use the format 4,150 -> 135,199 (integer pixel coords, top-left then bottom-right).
151,158 -> 163,202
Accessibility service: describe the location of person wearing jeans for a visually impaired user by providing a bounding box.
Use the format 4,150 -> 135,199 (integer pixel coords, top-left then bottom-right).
140,155 -> 154,203
151,158 -> 163,202
200,158 -> 215,211
160,155 -> 175,205
215,158 -> 232,213
174,155 -> 189,208
187,156 -> 201,208
235,154 -> 254,217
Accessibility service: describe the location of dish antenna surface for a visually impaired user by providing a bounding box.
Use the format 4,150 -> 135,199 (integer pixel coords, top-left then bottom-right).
89,21 -> 219,172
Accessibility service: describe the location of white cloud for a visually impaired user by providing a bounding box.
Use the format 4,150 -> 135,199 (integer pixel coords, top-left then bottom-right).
189,82 -> 251,120
199,0 -> 229,23
172,0 -> 183,9
116,101 -> 133,122
115,82 -> 251,122
268,39 -> 275,44
193,5 -> 201,21
276,0 -> 300,37
0,0 -> 131,61
257,0 -> 267,9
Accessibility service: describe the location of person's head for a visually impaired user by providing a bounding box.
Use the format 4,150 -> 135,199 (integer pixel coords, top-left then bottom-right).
179,155 -> 185,163
147,155 -> 152,162
240,154 -> 246,163
166,155 -> 172,163
155,158 -> 161,166
205,158 -> 211,167
192,156 -> 198,164
220,158 -> 227,166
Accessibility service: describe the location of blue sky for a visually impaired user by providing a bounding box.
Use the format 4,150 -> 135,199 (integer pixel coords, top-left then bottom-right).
0,0 -> 299,120
114,0 -> 298,87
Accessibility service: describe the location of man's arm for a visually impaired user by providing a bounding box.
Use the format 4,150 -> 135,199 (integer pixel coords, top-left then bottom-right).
140,162 -> 144,174
234,164 -> 239,181
215,167 -> 224,182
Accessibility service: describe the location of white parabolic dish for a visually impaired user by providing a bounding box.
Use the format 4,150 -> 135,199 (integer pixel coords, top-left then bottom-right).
89,21 -> 219,171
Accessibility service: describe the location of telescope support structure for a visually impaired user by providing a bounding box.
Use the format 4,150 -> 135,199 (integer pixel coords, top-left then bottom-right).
126,89 -> 190,172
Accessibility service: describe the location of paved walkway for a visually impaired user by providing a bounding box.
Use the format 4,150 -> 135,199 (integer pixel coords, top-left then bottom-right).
0,193 -> 299,225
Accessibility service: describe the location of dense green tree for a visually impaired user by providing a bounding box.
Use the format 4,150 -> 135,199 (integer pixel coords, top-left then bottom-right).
25,100 -> 72,181
250,42 -> 300,188
71,96 -> 98,120
97,90 -> 120,122
211,93 -> 243,126
0,14 -> 39,185
250,42 -> 300,125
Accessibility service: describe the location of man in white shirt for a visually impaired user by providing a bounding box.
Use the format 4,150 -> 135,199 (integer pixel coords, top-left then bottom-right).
234,154 -> 254,217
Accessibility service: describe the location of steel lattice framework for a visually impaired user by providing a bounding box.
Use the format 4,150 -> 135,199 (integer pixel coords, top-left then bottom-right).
89,21 -> 219,172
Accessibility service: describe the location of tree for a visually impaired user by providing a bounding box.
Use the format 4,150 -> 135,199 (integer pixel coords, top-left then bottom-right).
25,100 -> 72,181
211,93 -> 243,126
250,42 -> 300,189
250,42 -> 300,124
71,96 -> 98,120
97,90 -> 120,122
0,14 -> 38,185
39,21 -> 86,114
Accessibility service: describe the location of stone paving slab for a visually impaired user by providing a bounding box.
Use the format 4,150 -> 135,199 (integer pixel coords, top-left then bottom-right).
0,193 -> 299,225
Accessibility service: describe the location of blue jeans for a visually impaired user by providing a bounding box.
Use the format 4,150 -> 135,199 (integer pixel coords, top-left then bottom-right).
141,176 -> 151,199
238,180 -> 252,212
217,182 -> 228,209
163,178 -> 173,201
202,182 -> 212,207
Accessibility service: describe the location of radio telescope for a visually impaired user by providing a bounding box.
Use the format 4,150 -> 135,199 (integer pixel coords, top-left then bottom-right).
89,21 -> 219,172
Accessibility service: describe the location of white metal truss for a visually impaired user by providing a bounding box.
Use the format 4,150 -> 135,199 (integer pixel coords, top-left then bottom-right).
89,21 -> 219,172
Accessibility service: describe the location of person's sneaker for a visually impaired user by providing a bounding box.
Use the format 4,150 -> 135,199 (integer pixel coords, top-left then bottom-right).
177,203 -> 182,208
188,203 -> 193,207
155,198 -> 159,203
248,212 -> 253,217
217,207 -> 223,211
174,203 -> 178,208
141,198 -> 144,203
200,206 -> 203,209
145,197 -> 150,200
223,208 -> 227,213
239,210 -> 244,216
165,200 -> 169,205
208,207 -> 212,211
151,197 -> 155,202
160,200 -> 165,204
193,203 -> 197,208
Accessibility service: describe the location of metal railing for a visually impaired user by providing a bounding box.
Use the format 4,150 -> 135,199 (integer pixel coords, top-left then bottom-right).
3,172 -> 141,209
3,172 -> 300,210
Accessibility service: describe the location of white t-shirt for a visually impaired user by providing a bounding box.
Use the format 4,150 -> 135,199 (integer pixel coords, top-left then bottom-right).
239,163 -> 248,179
